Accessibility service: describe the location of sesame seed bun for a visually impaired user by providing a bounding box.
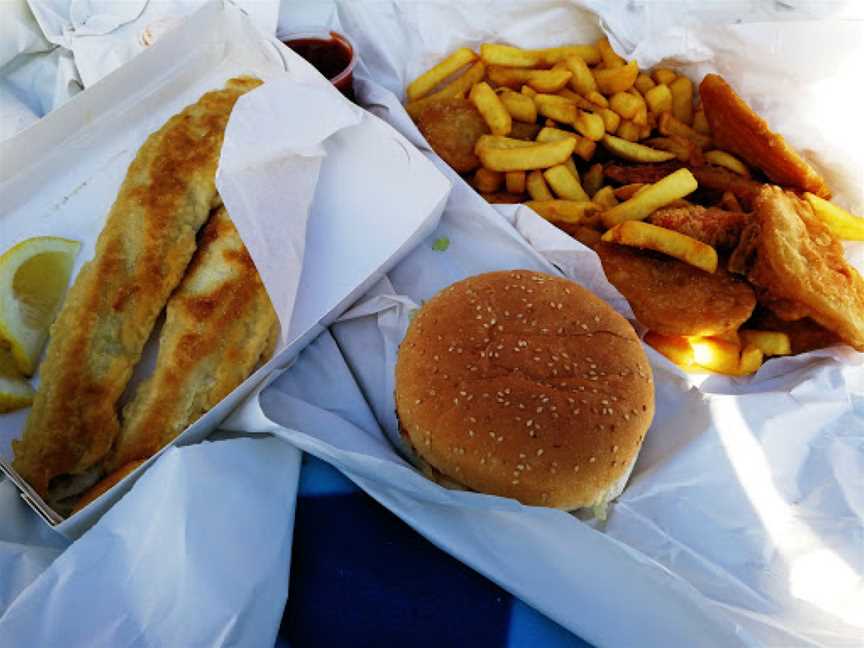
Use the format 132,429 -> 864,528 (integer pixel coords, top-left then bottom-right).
395,270 -> 654,510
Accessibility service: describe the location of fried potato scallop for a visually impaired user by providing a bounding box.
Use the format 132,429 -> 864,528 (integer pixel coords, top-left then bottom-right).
416,98 -> 490,173
595,241 -> 756,337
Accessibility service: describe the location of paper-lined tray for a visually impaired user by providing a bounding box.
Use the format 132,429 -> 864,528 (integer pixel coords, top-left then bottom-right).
263,2 -> 863,646
0,0 -> 450,537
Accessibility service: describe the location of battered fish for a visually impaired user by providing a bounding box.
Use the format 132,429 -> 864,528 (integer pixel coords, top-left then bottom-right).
106,208 -> 278,471
416,97 -> 490,173
595,242 -> 756,337
733,186 -> 864,350
12,77 -> 262,497
648,205 -> 749,250
700,74 -> 830,198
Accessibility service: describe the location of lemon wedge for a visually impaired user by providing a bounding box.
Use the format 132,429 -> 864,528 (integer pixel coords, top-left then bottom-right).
0,236 -> 81,376
0,346 -> 33,413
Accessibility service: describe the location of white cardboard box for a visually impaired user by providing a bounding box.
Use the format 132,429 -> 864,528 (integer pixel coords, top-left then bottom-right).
0,0 -> 450,538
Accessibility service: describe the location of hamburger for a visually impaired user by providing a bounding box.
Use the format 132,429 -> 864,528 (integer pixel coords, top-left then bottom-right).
395,270 -> 654,513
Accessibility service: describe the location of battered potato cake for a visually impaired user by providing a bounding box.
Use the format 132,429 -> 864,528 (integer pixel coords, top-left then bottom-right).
595,241 -> 756,337
416,98 -> 490,173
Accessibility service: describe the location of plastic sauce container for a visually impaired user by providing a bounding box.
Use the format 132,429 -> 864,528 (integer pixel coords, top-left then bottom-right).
279,28 -> 358,100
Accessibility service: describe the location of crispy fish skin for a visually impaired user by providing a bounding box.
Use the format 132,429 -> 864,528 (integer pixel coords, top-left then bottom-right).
737,186 -> 864,350
595,241 -> 756,337
12,77 -> 262,496
106,208 -> 278,471
699,74 -> 830,198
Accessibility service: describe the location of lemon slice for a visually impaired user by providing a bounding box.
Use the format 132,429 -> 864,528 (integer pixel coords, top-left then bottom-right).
0,346 -> 33,413
0,236 -> 81,376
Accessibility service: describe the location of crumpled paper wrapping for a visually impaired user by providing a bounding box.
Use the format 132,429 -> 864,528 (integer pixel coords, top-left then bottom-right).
0,436 -> 301,646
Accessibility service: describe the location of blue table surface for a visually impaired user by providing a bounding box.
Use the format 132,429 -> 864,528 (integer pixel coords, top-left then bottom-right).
276,455 -> 591,647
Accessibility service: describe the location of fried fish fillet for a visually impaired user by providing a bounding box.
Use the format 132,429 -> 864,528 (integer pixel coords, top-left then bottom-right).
648,205 -> 749,250
733,186 -> 864,350
699,74 -> 830,198
12,77 -> 262,497
106,207 -> 278,471
595,241 -> 756,337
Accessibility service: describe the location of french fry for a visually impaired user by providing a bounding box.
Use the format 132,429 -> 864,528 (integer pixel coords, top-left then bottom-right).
690,337 -> 741,374
482,192 -> 524,204
534,94 -> 578,124
527,200 -> 601,225
563,156 -> 580,179
734,344 -> 764,376
704,150 -> 750,177
594,60 -> 638,94
601,168 -> 699,227
658,112 -> 711,148
602,134 -> 677,163
585,91 -> 609,109
596,37 -> 625,68
616,119 -> 641,142
629,90 -> 648,124
804,193 -> 864,241
652,68 -> 677,86
480,43 -> 541,68
720,191 -> 743,212
470,82 -> 512,136
527,169 -> 554,200
574,110 -> 605,141
644,136 -> 688,163
693,108 -> 710,135
634,73 -> 656,94
610,91 -> 641,120
669,76 -> 694,125
613,183 -> 646,200
601,221 -> 718,273
544,165 -> 590,202
521,84 -> 537,98
497,88 -> 538,123
740,330 -> 792,356
563,55 -> 597,95
478,138 -> 576,171
505,170 -> 527,194
598,108 -> 621,134
644,83 -> 672,114
583,163 -> 604,197
472,167 -> 504,193
487,66 -> 532,89
535,127 -> 596,161
644,331 -> 695,368
475,135 -> 536,152
405,61 -> 486,119
527,69 -> 573,93
406,47 -> 478,101
593,185 -> 618,209
535,45 -> 601,66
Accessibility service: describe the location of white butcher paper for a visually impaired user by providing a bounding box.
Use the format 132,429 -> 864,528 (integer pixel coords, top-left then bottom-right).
0,436 -> 301,647
258,1 -> 863,646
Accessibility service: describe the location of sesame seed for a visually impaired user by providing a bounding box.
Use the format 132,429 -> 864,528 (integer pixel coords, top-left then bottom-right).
589,456 -> 596,463
612,445 -> 618,453
512,480 -> 520,485
415,399 -> 421,404
519,453 -> 526,459
573,465 -> 580,472
526,420 -> 534,427
453,398 -> 459,405
497,436 -> 504,442
536,449 -> 544,456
